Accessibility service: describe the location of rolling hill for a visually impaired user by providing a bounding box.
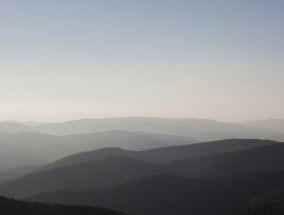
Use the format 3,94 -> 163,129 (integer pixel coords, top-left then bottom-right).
171,142 -> 284,177
0,138 -> 46,171
0,165 -> 41,183
0,157 -> 181,198
0,130 -> 198,169
46,139 -> 276,169
1,140 -> 283,198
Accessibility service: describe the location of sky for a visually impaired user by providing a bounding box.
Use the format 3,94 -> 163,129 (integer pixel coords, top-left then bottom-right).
0,0 -> 283,122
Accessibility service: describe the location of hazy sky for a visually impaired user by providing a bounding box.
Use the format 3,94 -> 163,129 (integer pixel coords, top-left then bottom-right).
0,0 -> 283,122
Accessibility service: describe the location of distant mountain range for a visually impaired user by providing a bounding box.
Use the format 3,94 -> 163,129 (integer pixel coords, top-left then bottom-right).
0,117 -> 283,141
243,119 -> 284,134
0,130 -> 198,170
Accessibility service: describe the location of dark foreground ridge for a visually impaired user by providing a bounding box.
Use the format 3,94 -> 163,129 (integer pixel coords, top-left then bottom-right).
25,171 -> 284,215
0,196 -> 125,215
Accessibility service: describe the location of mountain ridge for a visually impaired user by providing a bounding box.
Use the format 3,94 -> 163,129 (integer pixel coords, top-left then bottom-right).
0,117 -> 284,141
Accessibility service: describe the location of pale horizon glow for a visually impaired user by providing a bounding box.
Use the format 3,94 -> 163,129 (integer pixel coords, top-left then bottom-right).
0,0 -> 283,122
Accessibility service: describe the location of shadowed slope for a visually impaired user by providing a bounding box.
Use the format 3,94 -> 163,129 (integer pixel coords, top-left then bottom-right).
171,142 -> 284,177
1,140 -> 282,199
249,188 -> 284,213
25,171 -> 284,215
0,157 -> 181,198
0,196 -> 125,215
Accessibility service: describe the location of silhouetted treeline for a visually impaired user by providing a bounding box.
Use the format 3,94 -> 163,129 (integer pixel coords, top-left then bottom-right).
0,196 -> 125,215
